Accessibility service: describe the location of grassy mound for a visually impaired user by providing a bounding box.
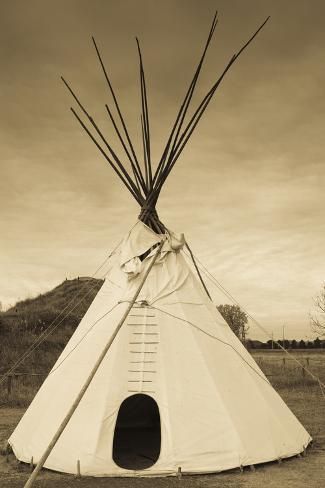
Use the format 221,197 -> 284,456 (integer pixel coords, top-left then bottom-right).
0,278 -> 103,405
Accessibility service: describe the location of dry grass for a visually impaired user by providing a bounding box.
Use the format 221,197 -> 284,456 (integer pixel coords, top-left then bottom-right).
0,278 -> 103,408
252,349 -> 325,389
2,348 -> 324,407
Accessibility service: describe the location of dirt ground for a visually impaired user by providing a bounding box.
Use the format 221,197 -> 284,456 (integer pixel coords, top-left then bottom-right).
1,393 -> 325,488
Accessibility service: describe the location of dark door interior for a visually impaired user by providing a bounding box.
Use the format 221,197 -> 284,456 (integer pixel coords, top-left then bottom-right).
112,394 -> 161,470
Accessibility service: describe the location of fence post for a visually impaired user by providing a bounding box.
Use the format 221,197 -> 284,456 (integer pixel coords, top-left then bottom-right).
7,375 -> 12,397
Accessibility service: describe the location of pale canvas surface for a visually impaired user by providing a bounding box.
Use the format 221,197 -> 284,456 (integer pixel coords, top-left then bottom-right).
9,222 -> 311,476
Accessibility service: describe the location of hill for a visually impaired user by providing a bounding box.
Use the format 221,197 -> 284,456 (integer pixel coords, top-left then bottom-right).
0,278 -> 103,381
4,277 -> 103,330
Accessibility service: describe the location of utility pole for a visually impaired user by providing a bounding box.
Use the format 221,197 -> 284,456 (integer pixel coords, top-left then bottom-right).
271,331 -> 274,349
282,324 -> 285,349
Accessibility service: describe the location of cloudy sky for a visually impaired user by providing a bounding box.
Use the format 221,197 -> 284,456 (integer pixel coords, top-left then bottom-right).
1,0 -> 324,341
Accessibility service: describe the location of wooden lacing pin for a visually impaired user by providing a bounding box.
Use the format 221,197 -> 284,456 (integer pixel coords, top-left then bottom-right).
239,464 -> 244,473
302,446 -> 307,457
177,466 -> 182,479
250,464 -> 255,472
77,459 -> 81,477
277,457 -> 282,465
30,457 -> 34,472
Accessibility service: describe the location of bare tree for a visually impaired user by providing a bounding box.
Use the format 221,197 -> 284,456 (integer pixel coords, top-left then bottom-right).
310,283 -> 325,337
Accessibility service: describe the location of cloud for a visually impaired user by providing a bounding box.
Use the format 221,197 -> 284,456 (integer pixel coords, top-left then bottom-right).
1,1 -> 324,341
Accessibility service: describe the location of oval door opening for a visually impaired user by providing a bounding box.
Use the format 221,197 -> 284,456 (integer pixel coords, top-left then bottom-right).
112,394 -> 161,470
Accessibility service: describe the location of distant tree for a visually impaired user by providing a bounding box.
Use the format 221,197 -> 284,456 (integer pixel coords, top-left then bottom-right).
291,339 -> 297,349
266,339 -> 273,349
306,341 -> 314,349
283,339 -> 290,349
247,339 -> 255,349
314,337 -> 321,349
310,283 -> 325,337
217,304 -> 249,341
299,339 -> 306,349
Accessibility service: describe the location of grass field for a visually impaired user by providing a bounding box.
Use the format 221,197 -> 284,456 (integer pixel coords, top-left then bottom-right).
0,349 -> 324,487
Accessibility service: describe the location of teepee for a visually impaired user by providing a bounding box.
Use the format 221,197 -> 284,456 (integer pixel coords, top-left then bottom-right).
10,12 -> 311,481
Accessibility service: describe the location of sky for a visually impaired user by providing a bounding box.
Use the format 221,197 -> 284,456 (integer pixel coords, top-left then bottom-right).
0,0 -> 324,341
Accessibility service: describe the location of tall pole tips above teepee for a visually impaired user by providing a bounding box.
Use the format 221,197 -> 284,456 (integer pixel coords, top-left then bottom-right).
62,12 -> 270,234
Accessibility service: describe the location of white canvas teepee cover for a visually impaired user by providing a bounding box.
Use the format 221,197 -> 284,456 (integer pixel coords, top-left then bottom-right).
9,222 -> 311,476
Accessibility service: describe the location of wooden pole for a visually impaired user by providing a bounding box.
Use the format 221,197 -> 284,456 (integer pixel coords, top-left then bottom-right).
7,375 -> 12,397
23,240 -> 164,488
91,37 -> 147,192
282,324 -> 285,348
152,11 -> 218,188
105,104 -> 142,194
160,17 -> 270,186
185,242 -> 211,300
5,442 -> 10,463
69,107 -> 143,205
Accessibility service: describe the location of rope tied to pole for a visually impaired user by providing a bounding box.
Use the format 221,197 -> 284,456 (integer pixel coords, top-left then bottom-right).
0,236 -> 125,390
138,202 -> 166,234
182,247 -> 325,394
138,204 -> 158,222
23,239 -> 165,488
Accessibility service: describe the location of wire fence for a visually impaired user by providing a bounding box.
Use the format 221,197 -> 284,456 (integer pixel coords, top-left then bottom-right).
1,354 -> 324,406
1,372 -> 46,406
253,354 -> 325,389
